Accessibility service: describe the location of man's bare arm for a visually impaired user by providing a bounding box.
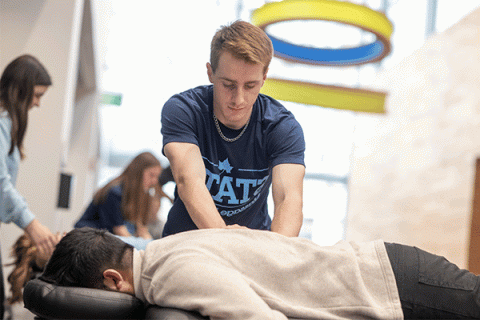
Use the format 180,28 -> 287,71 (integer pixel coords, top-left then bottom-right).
164,142 -> 227,229
270,163 -> 305,237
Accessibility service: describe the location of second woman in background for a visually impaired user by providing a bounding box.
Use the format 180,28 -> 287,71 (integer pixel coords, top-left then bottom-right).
74,151 -> 163,239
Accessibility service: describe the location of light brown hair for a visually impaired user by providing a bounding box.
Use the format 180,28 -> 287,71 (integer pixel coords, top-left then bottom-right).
6,234 -> 45,304
94,151 -> 161,227
210,20 -> 273,74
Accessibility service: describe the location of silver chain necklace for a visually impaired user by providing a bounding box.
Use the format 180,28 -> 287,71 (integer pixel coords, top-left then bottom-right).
213,113 -> 250,143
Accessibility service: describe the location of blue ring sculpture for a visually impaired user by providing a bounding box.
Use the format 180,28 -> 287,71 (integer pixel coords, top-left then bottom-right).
251,0 -> 394,113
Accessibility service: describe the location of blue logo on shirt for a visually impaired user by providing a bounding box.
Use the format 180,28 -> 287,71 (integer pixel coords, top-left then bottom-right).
204,158 -> 269,217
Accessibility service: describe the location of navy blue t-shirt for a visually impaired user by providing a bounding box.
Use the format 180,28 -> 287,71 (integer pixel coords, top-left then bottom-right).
74,185 -> 135,235
161,85 -> 305,237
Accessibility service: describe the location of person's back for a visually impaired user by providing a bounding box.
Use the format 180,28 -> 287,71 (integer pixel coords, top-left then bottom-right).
39,227 -> 480,319
134,229 -> 402,319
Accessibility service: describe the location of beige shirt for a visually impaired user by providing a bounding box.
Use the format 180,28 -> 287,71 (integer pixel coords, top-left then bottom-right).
133,229 -> 402,320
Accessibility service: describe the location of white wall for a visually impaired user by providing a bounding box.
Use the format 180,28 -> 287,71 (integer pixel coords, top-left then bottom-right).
60,0 -> 103,232
346,7 -> 480,268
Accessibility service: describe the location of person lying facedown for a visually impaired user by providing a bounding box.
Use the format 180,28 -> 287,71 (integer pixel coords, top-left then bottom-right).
6,231 -> 152,306
39,227 -> 480,319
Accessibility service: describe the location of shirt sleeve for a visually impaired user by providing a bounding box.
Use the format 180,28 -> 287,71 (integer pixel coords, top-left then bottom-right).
161,94 -> 200,150
146,260 -> 288,320
0,117 -> 35,229
267,115 -> 306,168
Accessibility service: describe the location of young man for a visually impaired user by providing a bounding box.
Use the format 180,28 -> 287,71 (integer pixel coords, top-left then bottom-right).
41,227 -> 480,319
160,20 -> 305,237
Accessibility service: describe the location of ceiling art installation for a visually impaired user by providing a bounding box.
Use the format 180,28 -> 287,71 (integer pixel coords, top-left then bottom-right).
251,0 -> 394,113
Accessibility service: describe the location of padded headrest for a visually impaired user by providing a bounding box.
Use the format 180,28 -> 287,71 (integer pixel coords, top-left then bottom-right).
23,278 -> 145,319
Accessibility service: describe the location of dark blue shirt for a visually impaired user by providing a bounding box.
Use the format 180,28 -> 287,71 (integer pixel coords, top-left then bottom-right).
161,85 -> 305,237
74,185 -> 135,234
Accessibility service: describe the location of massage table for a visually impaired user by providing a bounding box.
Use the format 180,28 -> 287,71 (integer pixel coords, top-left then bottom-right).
24,278 -> 303,319
23,278 -> 208,319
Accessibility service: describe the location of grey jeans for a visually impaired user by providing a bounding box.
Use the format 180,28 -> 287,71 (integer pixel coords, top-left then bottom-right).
385,242 -> 480,319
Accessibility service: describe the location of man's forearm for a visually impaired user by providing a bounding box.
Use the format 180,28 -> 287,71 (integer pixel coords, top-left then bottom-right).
271,199 -> 303,237
165,142 -> 227,230
270,163 -> 305,237
177,179 -> 227,229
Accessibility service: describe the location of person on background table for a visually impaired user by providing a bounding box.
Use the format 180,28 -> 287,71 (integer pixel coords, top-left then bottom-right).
41,227 -> 480,319
161,20 -> 305,237
74,151 -> 163,240
0,54 -> 59,319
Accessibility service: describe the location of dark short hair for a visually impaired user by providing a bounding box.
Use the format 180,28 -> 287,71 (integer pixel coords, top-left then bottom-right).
40,227 -> 133,290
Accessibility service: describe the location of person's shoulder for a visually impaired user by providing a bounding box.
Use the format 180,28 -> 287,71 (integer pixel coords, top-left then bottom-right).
0,110 -> 10,122
0,111 -> 11,132
168,85 -> 212,102
256,93 -> 298,123
257,93 -> 290,113
189,85 -> 212,96
164,85 -> 212,112
105,184 -> 123,200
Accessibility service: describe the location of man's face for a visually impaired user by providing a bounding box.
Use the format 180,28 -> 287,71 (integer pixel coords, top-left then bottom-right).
207,51 -> 267,129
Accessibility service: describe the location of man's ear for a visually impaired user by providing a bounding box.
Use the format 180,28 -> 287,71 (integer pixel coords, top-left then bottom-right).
103,269 -> 123,291
206,62 -> 214,83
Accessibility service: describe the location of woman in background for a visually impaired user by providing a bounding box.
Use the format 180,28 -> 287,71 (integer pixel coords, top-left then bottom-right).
74,151 -> 163,240
0,54 -> 59,319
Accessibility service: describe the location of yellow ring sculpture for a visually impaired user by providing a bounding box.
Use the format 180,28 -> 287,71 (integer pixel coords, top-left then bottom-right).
251,0 -> 393,113
261,78 -> 387,113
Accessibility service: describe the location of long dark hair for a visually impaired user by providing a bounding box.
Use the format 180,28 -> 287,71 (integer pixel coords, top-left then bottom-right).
0,54 -> 52,158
